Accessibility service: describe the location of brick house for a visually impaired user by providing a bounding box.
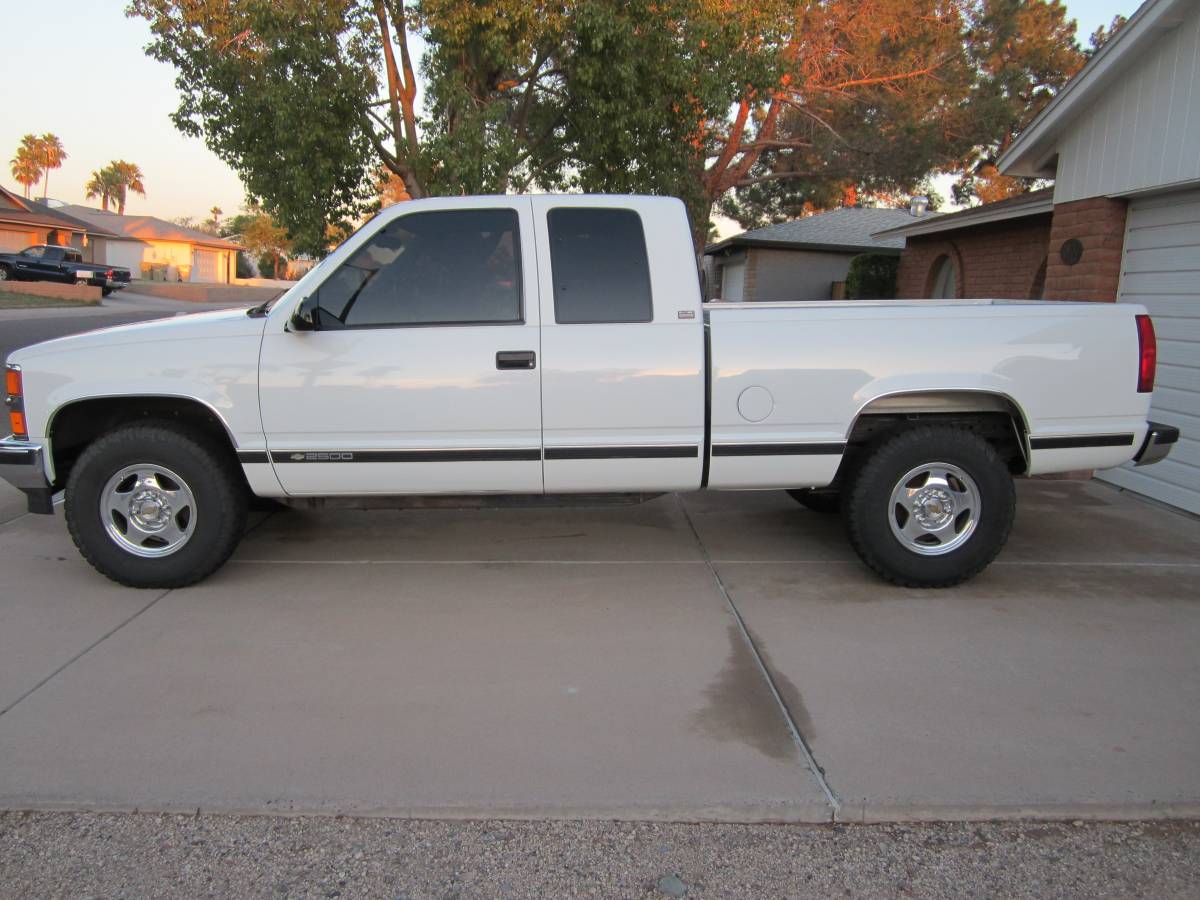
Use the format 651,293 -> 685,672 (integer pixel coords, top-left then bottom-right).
879,0 -> 1200,515
882,189 -> 1054,301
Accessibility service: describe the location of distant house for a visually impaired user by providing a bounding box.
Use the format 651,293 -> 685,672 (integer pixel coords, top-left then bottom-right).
59,205 -> 241,284
703,206 -> 921,302
0,186 -> 119,259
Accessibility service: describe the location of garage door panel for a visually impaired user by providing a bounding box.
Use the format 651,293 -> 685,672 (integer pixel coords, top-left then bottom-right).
1158,363 -> 1200,393
1124,222 -> 1200,251
1103,463 -> 1200,514
1143,316 -> 1200,342
1123,198 -> 1200,228
1102,188 -> 1200,514
0,231 -> 35,253
1124,245 -> 1200,272
1120,271 -> 1200,295
1126,297 -> 1200,317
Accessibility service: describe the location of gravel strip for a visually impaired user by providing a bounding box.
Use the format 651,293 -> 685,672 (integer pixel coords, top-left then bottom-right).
1,812 -> 1197,898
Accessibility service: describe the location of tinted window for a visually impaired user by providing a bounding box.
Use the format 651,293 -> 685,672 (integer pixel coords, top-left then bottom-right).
314,209 -> 521,328
548,208 -> 652,324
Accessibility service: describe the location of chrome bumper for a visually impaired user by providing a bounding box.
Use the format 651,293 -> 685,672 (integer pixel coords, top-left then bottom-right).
1134,422 -> 1180,467
0,436 -> 53,513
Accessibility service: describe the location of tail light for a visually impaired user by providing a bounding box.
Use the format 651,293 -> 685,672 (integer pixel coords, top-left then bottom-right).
1136,314 -> 1156,393
5,365 -> 26,438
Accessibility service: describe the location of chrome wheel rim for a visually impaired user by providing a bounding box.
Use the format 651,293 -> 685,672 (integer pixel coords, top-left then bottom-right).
0,268 -> 8,280
888,462 -> 980,556
100,464 -> 197,558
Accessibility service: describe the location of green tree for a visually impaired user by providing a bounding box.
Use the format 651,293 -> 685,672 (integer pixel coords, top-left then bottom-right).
130,0 -> 1089,250
9,135 -> 42,198
238,206 -> 292,278
85,167 -> 122,211
33,134 -> 67,200
109,160 -> 146,214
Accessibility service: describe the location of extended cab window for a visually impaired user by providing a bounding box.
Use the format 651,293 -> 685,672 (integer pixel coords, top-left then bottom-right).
313,208 -> 522,328
548,208 -> 652,324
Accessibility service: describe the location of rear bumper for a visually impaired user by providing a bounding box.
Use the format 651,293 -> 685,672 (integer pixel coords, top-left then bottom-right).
0,436 -> 53,513
1134,422 -> 1180,467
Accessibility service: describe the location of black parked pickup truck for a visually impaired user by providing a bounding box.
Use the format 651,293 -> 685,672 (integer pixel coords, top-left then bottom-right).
0,245 -> 131,296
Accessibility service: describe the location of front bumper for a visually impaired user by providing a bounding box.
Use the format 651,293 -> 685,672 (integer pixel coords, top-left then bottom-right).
0,436 -> 53,513
1134,422 -> 1180,467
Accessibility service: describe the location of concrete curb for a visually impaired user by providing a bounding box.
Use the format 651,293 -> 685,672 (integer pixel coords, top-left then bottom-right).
4,798 -> 1200,825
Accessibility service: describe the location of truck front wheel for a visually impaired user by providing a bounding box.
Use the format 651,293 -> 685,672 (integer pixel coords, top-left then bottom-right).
843,426 -> 1015,587
65,424 -> 247,588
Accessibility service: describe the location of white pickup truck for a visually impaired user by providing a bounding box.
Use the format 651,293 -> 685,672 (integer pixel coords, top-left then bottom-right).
0,195 -> 1178,589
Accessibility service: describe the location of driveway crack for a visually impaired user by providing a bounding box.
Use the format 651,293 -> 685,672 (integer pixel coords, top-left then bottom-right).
0,588 -> 171,719
674,493 -> 841,816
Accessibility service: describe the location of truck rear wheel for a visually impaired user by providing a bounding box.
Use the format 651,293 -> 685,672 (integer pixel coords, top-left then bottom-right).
843,426 -> 1015,587
65,424 -> 247,588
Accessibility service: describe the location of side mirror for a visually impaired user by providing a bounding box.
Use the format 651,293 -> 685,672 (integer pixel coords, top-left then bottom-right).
289,295 -> 319,332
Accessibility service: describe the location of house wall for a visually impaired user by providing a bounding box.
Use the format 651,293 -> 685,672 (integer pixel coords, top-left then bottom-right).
745,247 -> 861,301
1053,7 -> 1200,204
0,225 -> 38,253
1042,197 -> 1127,301
895,214 -> 1053,299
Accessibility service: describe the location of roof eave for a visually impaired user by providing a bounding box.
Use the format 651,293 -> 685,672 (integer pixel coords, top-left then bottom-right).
873,195 -> 1054,239
705,236 -> 901,255
999,0 -> 1191,177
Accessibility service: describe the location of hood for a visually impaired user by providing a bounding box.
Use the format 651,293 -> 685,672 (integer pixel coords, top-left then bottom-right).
8,307 -> 266,365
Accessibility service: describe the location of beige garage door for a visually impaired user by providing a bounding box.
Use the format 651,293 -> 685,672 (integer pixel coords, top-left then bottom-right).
192,249 -> 220,282
1100,189 -> 1200,514
0,230 -> 35,253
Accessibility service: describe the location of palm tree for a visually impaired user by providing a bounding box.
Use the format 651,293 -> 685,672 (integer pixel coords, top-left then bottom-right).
36,134 -> 67,200
84,168 -> 121,212
9,136 -> 41,198
108,160 -> 146,214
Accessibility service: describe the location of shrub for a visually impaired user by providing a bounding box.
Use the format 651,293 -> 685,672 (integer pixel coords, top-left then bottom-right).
846,253 -> 899,300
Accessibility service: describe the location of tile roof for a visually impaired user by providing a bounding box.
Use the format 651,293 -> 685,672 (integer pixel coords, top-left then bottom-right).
706,206 -> 923,255
0,185 -> 120,237
59,205 -> 241,250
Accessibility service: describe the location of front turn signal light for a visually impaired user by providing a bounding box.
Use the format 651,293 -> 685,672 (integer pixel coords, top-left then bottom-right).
4,366 -> 20,398
9,410 -> 27,437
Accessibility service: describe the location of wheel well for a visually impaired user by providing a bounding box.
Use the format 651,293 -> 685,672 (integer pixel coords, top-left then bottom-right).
48,396 -> 239,488
834,392 -> 1029,486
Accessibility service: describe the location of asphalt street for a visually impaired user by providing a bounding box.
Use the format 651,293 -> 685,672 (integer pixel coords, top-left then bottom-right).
0,291 -> 251,364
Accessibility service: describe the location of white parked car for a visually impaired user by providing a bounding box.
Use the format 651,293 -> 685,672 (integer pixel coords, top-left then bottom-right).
0,196 -> 1177,588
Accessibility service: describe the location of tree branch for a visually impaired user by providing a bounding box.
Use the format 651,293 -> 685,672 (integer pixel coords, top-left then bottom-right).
734,169 -> 816,189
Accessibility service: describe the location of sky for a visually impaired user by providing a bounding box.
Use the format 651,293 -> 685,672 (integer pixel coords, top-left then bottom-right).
1,0 -> 1140,224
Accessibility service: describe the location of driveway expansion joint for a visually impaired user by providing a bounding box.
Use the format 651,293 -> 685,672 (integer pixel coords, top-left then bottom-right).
674,494 -> 841,814
0,588 -> 172,720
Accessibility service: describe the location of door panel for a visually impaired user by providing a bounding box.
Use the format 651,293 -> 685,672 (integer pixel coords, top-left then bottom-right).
531,196 -> 705,492
258,198 -> 543,496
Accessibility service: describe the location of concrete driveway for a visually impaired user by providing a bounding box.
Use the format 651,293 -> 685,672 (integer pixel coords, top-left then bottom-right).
0,479 -> 1197,823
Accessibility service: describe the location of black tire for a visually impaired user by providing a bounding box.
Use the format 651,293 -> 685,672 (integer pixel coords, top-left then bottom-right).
101,287 -> 113,297
786,488 -> 841,514
842,426 -> 1015,588
65,424 -> 247,588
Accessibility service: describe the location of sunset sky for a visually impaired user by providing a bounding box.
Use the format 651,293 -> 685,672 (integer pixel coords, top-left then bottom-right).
1,0 -> 1138,224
